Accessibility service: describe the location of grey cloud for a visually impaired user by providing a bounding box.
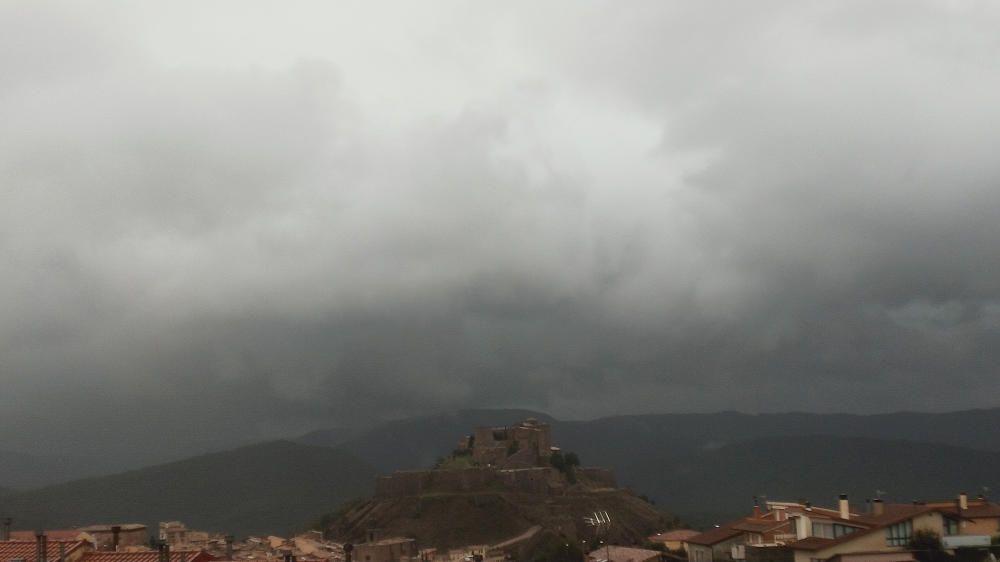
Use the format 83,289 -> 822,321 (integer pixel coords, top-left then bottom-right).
1,0 -> 999,462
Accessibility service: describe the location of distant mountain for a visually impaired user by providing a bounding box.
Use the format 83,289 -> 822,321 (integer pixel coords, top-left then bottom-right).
627,435 -> 1000,528
0,449 -> 128,490
302,409 -> 554,472
554,408 -> 1000,459
297,426 -> 362,449
6,407 -> 997,538
303,407 -> 1000,529
0,441 -> 375,536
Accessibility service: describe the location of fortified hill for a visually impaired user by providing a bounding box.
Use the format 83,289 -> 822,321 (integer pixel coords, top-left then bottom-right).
323,418 -> 669,557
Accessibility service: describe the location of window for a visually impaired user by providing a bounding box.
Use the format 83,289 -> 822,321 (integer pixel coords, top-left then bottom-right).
814,522 -> 859,539
812,523 -> 833,539
886,520 -> 913,546
943,518 -> 959,536
833,524 -> 857,538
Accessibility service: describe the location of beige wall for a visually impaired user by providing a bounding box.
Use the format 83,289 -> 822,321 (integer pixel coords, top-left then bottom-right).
793,513 -> 945,562
690,543 -> 713,562
959,517 -> 999,536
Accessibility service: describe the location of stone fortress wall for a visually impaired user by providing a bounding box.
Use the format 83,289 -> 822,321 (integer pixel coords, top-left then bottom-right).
375,465 -> 618,498
375,418 -> 618,498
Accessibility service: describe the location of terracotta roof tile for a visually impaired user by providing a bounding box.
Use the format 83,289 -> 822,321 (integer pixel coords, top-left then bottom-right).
79,552 -> 212,562
730,520 -> 789,533
938,502 -> 1000,519
788,537 -> 836,551
648,530 -> 700,542
0,541 -> 88,562
686,525 -> 743,546
852,504 -> 933,527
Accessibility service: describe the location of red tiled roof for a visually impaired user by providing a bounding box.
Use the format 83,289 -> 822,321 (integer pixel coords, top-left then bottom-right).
686,525 -> 743,546
0,541 -> 88,562
938,502 -> 1000,519
787,537 -> 836,551
79,552 -> 213,562
852,504 -> 933,527
730,519 -> 789,533
649,530 -> 700,542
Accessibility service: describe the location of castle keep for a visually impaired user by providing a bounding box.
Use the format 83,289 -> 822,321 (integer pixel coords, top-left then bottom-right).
375,417 -> 616,498
458,417 -> 553,469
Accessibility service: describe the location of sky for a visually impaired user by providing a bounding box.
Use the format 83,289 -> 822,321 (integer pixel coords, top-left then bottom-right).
2,0 -> 1000,461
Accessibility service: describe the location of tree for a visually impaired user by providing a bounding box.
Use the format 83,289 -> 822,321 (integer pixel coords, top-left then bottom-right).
550,451 -> 567,471
908,530 -> 952,562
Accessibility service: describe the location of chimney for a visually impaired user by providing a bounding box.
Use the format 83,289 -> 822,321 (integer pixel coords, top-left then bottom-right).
36,532 -> 48,562
282,551 -> 294,562
805,501 -> 812,511
111,526 -> 121,552
872,498 -> 885,516
959,492 -> 968,511
794,514 -> 811,540
158,541 -> 170,562
752,496 -> 761,518
839,494 -> 850,520
1,518 -> 10,541
224,536 -> 234,560
343,543 -> 353,562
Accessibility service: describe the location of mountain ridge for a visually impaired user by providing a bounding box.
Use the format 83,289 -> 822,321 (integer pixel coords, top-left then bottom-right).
0,440 -> 376,536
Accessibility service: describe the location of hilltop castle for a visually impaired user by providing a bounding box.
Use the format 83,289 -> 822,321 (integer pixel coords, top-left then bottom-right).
374,417 -> 615,498
456,417 -> 554,469
329,417 -> 663,554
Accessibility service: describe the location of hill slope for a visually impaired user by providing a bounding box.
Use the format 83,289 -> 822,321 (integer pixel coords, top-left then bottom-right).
0,441 -> 375,536
324,478 -> 667,550
304,408 -> 1000,528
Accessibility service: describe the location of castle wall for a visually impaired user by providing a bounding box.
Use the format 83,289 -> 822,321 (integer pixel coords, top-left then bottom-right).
376,467 -> 571,498
375,468 -> 502,497
471,421 -> 552,468
498,468 -> 554,495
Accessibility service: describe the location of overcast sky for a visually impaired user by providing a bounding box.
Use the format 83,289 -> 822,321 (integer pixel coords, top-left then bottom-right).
2,1 -> 1000,460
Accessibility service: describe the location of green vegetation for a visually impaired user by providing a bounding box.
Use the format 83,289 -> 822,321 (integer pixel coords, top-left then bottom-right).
908,530 -> 950,562
434,455 -> 479,470
550,450 -> 581,484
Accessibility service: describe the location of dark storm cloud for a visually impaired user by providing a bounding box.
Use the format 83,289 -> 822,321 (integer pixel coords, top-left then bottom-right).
2,0 -> 1000,461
